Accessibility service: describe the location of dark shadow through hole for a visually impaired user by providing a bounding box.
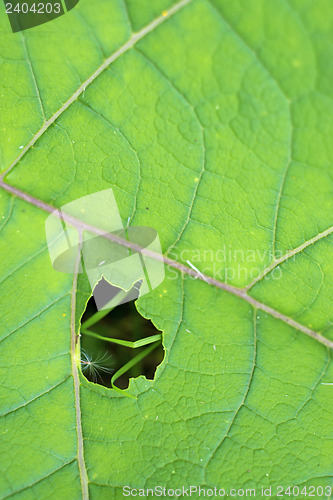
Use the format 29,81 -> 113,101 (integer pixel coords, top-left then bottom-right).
80,279 -> 164,389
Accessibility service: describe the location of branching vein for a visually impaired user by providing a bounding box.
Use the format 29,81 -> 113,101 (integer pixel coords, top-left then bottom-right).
0,0 -> 193,181
1,179 -> 332,350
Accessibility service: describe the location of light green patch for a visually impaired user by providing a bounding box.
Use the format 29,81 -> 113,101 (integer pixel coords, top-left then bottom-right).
1,0 -> 333,498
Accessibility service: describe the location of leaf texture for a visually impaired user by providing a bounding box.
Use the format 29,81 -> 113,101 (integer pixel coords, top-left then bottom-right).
1,0 -> 333,498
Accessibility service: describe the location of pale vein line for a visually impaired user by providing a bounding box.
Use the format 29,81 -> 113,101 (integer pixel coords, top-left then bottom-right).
136,49 -> 206,254
295,349 -> 331,418
1,376 -> 70,417
0,0 -> 193,181
207,0 -> 295,262
78,100 -> 141,224
0,292 -> 69,344
70,230 -> 89,500
0,194 -> 14,233
245,224 -> 333,291
271,129 -> 293,259
1,179 -> 332,350
204,309 -> 257,478
207,0 -> 289,101
0,241 -> 49,287
154,274 -> 185,382
121,0 -> 133,32
2,460 -> 76,500
20,31 -> 46,121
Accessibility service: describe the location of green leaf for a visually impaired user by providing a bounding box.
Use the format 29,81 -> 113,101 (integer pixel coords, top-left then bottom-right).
1,0 -> 333,498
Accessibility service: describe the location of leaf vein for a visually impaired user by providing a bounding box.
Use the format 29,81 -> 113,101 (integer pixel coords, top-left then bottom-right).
0,0 -> 193,181
1,180 -> 332,349
1,376 -> 71,417
2,460 -> 77,499
135,48 -> 206,255
203,309 -> 257,478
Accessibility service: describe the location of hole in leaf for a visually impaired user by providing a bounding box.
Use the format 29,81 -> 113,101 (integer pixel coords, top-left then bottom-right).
80,279 -> 164,390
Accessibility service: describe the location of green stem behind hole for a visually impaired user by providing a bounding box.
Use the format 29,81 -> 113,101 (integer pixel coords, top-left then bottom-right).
81,288 -> 128,330
82,328 -> 161,349
111,341 -> 160,397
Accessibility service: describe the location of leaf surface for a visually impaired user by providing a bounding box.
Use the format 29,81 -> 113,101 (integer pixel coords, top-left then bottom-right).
1,0 -> 333,498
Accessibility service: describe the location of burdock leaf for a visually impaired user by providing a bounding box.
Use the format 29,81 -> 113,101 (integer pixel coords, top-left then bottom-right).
1,0 -> 333,498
